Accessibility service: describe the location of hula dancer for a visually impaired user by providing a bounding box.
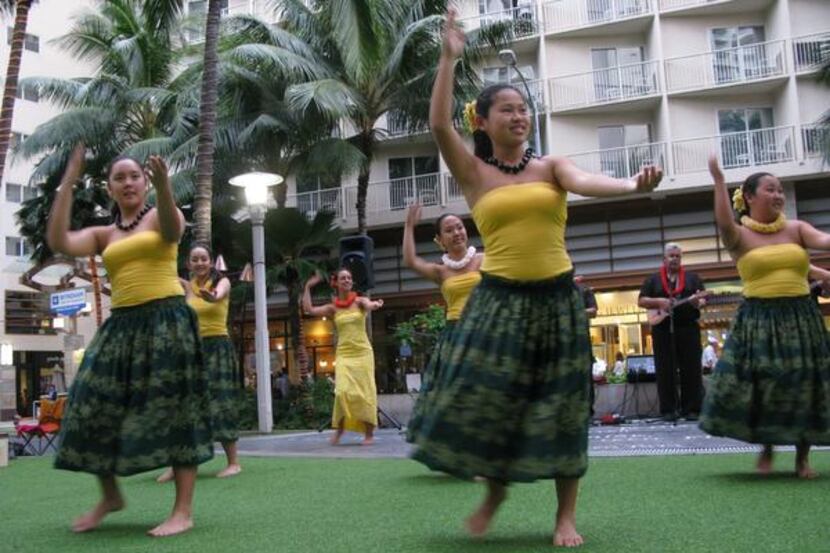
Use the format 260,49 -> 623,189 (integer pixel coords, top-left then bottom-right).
158,244 -> 241,483
416,11 -> 662,547
47,146 -> 213,537
302,269 -> 384,445
402,204 -> 483,443
700,157 -> 830,478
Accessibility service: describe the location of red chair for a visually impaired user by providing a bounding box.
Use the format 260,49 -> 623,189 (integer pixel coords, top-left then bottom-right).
14,395 -> 66,455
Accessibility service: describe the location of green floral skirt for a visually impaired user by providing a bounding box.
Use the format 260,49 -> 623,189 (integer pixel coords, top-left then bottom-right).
55,296 -> 214,476
410,271 -> 592,482
405,321 -> 456,444
203,336 -> 241,443
700,296 -> 830,445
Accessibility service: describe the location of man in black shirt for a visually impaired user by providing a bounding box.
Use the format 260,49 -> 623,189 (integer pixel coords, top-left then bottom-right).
638,243 -> 707,421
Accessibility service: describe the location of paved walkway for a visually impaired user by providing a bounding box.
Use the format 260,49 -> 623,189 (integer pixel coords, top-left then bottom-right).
236,420 -> 812,460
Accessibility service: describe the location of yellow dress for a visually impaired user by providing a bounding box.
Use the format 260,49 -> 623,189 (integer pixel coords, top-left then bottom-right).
187,279 -> 230,337
441,271 -> 482,321
332,308 -> 378,432
102,230 -> 184,308
736,243 -> 809,298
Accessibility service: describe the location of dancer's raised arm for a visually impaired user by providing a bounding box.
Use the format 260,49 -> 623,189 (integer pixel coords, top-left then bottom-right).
430,10 -> 477,189
708,155 -> 741,252
146,155 -> 185,243
47,144 -> 104,257
553,157 -> 662,197
302,274 -> 335,318
799,222 -> 830,251
403,204 -> 443,283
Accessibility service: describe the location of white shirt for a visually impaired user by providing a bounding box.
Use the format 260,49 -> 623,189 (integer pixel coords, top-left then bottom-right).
702,345 -> 718,369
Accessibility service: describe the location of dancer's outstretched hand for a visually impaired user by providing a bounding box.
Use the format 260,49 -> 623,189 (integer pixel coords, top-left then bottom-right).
146,156 -> 170,190
708,154 -> 725,184
632,165 -> 662,193
442,9 -> 465,60
306,273 -> 323,288
406,203 -> 422,228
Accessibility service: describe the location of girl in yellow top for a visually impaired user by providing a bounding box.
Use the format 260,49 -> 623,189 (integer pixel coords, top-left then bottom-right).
47,146 -> 212,538
414,11 -> 663,547
402,203 -> 482,443
700,158 -> 830,478
303,268 -> 384,445
157,244 -> 241,483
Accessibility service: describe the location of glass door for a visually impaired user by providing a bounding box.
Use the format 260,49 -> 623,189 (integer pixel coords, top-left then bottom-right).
717,108 -> 774,167
711,26 -> 766,84
592,47 -> 645,101
598,124 -> 651,178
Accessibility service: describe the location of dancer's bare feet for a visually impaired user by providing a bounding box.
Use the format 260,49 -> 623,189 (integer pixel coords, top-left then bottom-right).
156,468 -> 175,483
72,497 -> 125,533
465,480 -> 506,538
756,445 -> 773,475
329,429 -> 344,446
796,443 -> 817,479
361,436 -> 374,446
553,518 -> 584,548
217,464 -> 242,478
147,512 -> 193,537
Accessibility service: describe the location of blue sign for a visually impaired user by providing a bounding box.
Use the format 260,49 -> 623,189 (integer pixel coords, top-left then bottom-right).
399,343 -> 412,358
50,289 -> 86,316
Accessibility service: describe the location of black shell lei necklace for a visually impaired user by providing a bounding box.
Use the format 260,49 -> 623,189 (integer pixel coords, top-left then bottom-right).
115,204 -> 151,231
484,148 -> 535,175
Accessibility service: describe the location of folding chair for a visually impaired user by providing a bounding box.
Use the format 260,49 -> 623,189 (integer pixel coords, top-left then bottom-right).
14,395 -> 66,455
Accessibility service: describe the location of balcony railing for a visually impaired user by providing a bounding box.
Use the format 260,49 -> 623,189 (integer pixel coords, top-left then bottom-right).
548,60 -> 660,110
292,188 -> 343,219
802,124 -> 828,158
385,115 -> 428,138
567,142 -> 667,179
459,5 -> 540,40
792,32 -> 830,73
543,0 -> 652,34
658,0 -> 728,11
664,39 -> 786,93
672,125 -> 796,174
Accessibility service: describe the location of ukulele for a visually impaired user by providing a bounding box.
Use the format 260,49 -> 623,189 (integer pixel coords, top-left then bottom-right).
647,290 -> 711,326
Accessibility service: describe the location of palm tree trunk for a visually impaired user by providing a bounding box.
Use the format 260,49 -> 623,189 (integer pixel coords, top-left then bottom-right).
0,0 -> 32,186
356,131 -> 375,235
192,0 -> 222,245
286,278 -> 308,385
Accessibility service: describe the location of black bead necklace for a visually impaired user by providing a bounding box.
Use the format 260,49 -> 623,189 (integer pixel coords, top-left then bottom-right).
484,148 -> 535,175
115,204 -> 151,232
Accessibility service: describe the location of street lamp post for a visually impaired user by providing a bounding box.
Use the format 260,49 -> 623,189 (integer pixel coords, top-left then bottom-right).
499,49 -> 542,156
229,171 -> 283,433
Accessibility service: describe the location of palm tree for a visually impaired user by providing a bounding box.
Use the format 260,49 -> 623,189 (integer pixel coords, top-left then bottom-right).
0,0 -> 34,186
273,0 -> 505,233
15,0 -> 188,189
192,0 -> 224,245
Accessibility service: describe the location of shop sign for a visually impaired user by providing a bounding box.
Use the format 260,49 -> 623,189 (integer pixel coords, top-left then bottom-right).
50,289 -> 86,316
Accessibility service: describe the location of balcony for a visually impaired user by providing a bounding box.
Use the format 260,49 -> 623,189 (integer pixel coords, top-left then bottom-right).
802,124 -> 827,158
543,0 -> 653,36
382,113 -> 429,140
792,32 -> 830,74
672,125 -> 796,174
658,0 -> 773,16
548,60 -> 660,112
292,188 -> 344,219
567,142 -> 667,178
664,39 -> 787,94
459,4 -> 541,43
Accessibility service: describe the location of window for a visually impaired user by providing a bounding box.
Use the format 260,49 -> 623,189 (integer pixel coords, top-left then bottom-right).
6,28 -> 39,52
5,290 -> 55,335
717,108 -> 785,168
5,182 -> 21,202
387,156 -> 440,210
597,125 -> 655,178
22,185 -> 38,201
710,26 -> 766,83
591,47 -> 653,101
5,236 -> 31,257
482,65 -> 542,107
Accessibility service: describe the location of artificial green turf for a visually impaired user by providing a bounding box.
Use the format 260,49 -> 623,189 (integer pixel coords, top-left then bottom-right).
1,452 -> 828,553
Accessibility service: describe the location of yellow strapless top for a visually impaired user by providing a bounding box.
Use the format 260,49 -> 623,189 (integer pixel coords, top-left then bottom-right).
441,271 -> 481,320
102,231 -> 184,308
334,308 -> 372,354
472,182 -> 572,281
737,243 -> 809,298
187,279 -> 229,337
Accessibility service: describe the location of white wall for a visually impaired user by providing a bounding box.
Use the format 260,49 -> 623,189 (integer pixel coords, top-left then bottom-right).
660,13 -> 771,59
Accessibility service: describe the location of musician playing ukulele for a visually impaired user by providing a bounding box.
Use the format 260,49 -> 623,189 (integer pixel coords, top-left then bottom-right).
638,243 -> 709,422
